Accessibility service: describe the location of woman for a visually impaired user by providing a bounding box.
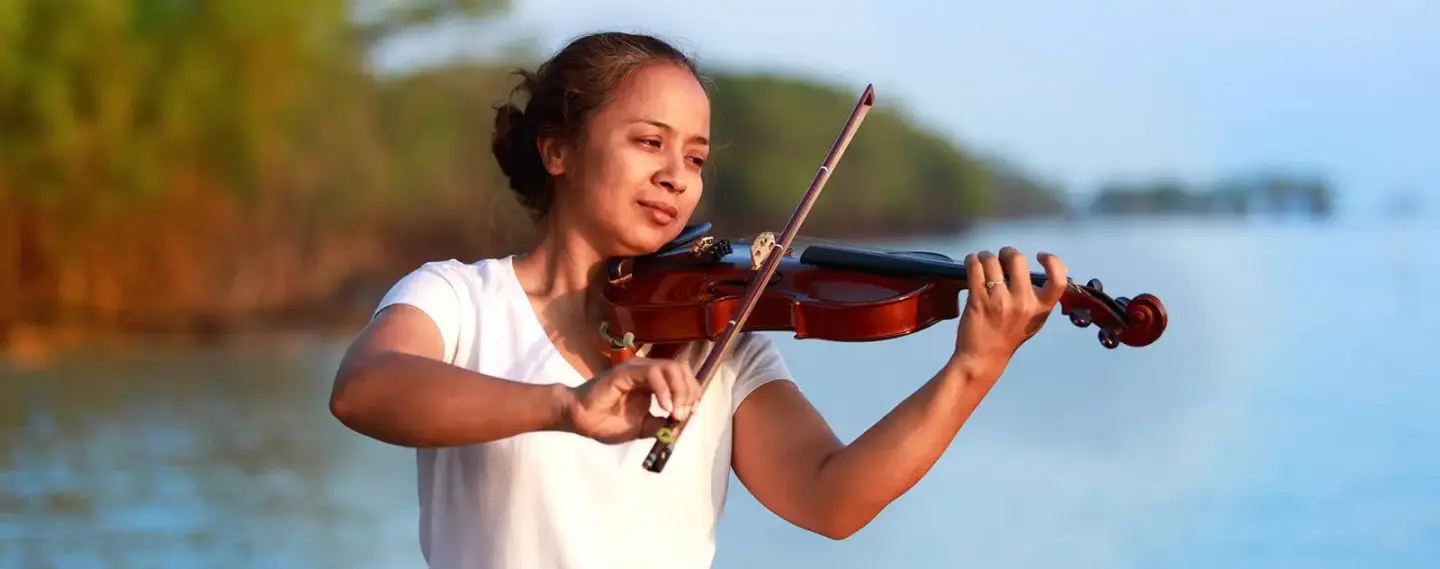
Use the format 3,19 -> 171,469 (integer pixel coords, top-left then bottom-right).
329,31 -> 1069,569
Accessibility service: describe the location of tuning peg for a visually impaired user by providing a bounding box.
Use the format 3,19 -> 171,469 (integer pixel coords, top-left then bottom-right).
1098,328 -> 1120,349
1069,308 -> 1093,328
1087,278 -> 1103,292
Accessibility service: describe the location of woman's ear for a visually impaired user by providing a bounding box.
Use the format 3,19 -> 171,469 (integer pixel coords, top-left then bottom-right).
537,133 -> 568,176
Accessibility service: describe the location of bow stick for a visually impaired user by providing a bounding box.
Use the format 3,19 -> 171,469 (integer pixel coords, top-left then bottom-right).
643,84 -> 876,473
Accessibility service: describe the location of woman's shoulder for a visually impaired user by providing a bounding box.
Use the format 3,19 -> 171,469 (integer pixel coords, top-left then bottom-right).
730,332 -> 788,373
379,255 -> 519,308
407,255 -> 508,275
691,332 -> 793,412
397,256 -> 515,288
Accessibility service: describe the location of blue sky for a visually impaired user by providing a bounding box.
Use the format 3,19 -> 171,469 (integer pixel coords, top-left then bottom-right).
376,0 -> 1438,216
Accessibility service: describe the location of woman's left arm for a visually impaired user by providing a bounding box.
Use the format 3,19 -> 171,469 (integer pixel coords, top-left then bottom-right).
731,357 -> 998,540
730,247 -> 1067,539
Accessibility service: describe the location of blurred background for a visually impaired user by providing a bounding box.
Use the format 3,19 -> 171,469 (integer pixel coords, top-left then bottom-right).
2,0 -> 1437,567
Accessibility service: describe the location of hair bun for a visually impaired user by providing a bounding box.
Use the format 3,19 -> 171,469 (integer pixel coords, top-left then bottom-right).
490,101 -> 549,214
491,103 -> 529,180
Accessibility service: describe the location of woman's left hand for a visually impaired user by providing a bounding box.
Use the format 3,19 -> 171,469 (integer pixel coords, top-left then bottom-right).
950,246 -> 1068,379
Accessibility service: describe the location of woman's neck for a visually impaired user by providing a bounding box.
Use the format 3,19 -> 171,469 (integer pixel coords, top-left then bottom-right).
511,217 -> 609,330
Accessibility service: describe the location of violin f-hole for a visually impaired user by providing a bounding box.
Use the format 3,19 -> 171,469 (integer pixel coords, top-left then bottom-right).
706,272 -> 782,297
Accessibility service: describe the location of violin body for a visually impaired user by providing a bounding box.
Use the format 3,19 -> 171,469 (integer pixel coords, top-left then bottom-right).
602,223 -> 1168,352
604,230 -> 963,345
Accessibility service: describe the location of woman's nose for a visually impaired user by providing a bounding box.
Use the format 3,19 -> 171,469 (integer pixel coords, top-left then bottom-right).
655,159 -> 686,194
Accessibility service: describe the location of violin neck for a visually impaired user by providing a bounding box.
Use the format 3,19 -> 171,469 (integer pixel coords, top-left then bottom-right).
798,244 -> 1050,288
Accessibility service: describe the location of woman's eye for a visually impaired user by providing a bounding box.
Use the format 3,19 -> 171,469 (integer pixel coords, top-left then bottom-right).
639,138 -> 661,148
688,156 -> 706,167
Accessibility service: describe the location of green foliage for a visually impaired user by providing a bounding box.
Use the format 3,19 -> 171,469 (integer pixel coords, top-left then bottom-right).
1,1 -> 351,208
353,0 -> 513,46
0,0 -> 1062,334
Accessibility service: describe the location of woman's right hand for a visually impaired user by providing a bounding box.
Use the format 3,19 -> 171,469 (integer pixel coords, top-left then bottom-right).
561,359 -> 701,444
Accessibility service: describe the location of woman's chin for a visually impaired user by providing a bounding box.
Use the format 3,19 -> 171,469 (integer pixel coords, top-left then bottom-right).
609,227 -> 678,257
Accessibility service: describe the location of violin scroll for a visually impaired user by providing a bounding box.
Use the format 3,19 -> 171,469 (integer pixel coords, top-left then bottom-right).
1057,278 -> 1167,349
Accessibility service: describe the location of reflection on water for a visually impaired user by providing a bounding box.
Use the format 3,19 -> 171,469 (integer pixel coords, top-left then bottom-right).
3,219 -> 1437,568
1,341 -> 425,569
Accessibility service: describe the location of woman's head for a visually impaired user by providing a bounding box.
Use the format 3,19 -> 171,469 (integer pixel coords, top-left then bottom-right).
492,32 -> 710,258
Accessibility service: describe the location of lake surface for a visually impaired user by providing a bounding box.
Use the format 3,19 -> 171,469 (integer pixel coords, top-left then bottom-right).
3,218 -> 1437,568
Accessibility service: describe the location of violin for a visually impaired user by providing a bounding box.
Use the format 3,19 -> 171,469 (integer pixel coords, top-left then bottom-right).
601,223 -> 1167,350
597,85 -> 1168,474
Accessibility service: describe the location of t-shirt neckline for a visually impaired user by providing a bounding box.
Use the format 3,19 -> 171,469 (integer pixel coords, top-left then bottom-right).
495,255 -> 596,387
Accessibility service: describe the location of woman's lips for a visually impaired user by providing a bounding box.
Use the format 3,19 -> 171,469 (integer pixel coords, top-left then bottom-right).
637,200 -> 678,225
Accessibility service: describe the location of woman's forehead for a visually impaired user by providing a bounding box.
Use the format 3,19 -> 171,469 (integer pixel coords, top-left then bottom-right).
601,64 -> 710,134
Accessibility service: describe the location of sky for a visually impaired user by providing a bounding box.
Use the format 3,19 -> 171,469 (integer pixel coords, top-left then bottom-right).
374,0 -> 1439,217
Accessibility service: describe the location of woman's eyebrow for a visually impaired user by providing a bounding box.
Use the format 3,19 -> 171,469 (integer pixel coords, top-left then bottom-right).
632,118 -> 709,146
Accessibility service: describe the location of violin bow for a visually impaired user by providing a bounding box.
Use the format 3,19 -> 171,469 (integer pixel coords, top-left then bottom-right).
643,84 -> 876,473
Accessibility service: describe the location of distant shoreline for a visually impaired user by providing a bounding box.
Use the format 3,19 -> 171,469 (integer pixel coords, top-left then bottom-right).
4,211 -> 1367,370
1,316 -> 372,371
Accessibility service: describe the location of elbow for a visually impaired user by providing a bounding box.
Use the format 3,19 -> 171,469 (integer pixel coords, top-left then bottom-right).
328,350 -> 396,427
329,379 -> 365,431
329,386 -> 356,424
807,502 -> 879,541
817,525 -> 858,541
815,516 -> 869,541
327,355 -> 439,449
795,459 -> 884,540
329,360 -> 383,432
328,377 -> 407,446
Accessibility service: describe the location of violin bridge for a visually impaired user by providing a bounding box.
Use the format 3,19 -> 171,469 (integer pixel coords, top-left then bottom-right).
750,232 -> 777,271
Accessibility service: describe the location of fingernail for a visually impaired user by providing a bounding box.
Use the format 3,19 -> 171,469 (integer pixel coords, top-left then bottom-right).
676,405 -> 692,420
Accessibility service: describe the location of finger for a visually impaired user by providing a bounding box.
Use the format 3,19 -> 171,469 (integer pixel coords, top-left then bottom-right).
678,360 -> 698,415
999,247 -> 1031,297
964,253 -> 987,300
1036,252 -> 1068,307
644,366 -> 676,415
661,362 -> 699,421
978,250 -> 1006,296
602,362 -> 641,391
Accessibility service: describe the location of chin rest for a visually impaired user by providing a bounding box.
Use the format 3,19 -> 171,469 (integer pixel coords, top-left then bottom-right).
605,223 -> 713,285
653,222 -> 712,255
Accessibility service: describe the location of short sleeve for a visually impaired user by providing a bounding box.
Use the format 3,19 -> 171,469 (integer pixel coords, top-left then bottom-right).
729,333 -> 794,413
374,261 -> 465,364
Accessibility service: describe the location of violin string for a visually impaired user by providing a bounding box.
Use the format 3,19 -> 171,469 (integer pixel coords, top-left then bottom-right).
784,235 -> 959,260
788,235 -> 887,252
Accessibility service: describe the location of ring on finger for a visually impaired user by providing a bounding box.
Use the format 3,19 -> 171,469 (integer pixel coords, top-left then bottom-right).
985,280 -> 1005,289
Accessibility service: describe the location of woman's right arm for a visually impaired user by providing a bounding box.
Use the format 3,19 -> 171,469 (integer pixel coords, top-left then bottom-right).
328,304 -> 575,448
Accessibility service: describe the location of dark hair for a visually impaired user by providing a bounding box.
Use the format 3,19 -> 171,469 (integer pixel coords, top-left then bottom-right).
491,32 -> 702,219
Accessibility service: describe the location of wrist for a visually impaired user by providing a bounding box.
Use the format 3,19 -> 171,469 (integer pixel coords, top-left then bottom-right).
944,351 -> 1005,385
546,383 -> 579,433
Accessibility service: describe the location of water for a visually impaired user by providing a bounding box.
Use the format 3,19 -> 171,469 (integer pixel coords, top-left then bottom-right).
3,218 -> 1437,568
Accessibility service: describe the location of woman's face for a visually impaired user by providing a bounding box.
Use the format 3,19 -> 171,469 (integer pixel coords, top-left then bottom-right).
543,62 -> 711,258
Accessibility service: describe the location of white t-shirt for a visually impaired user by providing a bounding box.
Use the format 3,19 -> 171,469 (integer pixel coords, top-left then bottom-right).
373,256 -> 792,569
